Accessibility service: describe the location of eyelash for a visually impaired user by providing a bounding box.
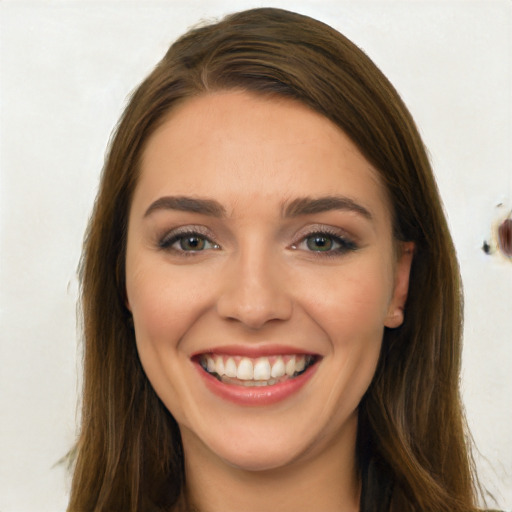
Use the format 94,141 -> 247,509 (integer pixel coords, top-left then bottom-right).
158,227 -> 358,256
158,228 -> 220,254
291,229 -> 358,256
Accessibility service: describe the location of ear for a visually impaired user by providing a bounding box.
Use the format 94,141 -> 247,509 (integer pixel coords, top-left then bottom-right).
384,242 -> 414,328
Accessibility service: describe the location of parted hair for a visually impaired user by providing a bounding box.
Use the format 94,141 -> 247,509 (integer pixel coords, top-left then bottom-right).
68,8 -> 479,512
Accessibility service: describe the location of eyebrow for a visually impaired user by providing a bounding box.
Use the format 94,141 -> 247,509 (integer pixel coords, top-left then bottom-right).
143,194 -> 372,221
144,196 -> 226,217
282,196 -> 373,220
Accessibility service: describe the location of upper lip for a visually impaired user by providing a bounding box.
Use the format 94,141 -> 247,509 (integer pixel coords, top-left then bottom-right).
191,344 -> 319,358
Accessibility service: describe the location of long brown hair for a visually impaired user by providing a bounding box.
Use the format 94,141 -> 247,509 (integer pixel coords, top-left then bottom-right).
69,8 -> 478,511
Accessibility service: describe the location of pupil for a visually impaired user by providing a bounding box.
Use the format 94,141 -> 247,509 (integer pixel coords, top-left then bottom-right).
182,236 -> 204,250
308,235 -> 332,251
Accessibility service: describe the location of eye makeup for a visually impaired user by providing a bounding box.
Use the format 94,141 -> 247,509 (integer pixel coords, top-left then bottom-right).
158,225 -> 220,254
155,221 -> 361,259
290,224 -> 359,257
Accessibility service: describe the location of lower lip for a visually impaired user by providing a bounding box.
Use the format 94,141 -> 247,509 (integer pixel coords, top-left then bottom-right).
195,361 -> 318,406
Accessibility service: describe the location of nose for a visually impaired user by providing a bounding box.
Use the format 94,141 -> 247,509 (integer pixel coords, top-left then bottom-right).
216,246 -> 293,329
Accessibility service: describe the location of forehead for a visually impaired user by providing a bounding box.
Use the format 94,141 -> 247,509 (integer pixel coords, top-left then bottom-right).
135,91 -> 391,224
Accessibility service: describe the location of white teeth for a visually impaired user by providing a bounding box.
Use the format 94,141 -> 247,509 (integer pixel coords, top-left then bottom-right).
206,356 -> 216,373
237,358 -> 253,380
214,356 -> 224,376
285,356 -> 296,376
225,357 -> 237,378
201,353 -> 314,382
253,358 -> 271,380
242,378 -> 277,387
295,356 -> 306,373
270,357 -> 285,378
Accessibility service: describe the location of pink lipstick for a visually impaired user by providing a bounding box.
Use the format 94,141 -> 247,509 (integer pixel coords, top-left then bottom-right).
192,347 -> 320,406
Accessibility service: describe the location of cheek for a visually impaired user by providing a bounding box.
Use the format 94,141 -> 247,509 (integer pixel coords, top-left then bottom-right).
300,261 -> 394,336
126,257 -> 214,346
291,264 -> 391,437
125,261 -> 213,423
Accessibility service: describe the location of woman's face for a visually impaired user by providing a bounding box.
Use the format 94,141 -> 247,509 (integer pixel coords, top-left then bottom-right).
125,91 -> 412,472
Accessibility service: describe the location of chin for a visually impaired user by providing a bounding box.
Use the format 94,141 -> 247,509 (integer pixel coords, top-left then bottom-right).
212,437 -> 308,473
184,407 -> 354,474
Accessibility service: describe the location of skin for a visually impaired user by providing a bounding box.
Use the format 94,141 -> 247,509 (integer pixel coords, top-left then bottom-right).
125,90 -> 413,512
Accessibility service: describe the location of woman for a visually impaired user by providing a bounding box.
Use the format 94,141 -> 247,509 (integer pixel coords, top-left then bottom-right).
68,7 -> 485,512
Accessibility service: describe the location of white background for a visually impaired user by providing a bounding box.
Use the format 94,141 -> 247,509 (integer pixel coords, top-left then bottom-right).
0,1 -> 511,510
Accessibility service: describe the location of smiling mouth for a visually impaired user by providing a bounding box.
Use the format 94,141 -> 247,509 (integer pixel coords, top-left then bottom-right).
198,354 -> 318,387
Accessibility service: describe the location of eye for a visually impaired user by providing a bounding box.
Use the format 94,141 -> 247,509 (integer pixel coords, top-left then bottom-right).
306,234 -> 337,252
292,230 -> 357,255
159,230 -> 220,253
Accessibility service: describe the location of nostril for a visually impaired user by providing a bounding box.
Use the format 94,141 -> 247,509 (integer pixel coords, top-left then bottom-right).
217,293 -> 293,329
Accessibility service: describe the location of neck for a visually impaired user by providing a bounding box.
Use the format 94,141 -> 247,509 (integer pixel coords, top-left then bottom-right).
181,415 -> 361,512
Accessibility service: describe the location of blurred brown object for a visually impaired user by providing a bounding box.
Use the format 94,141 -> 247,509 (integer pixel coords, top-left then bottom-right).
498,216 -> 512,257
